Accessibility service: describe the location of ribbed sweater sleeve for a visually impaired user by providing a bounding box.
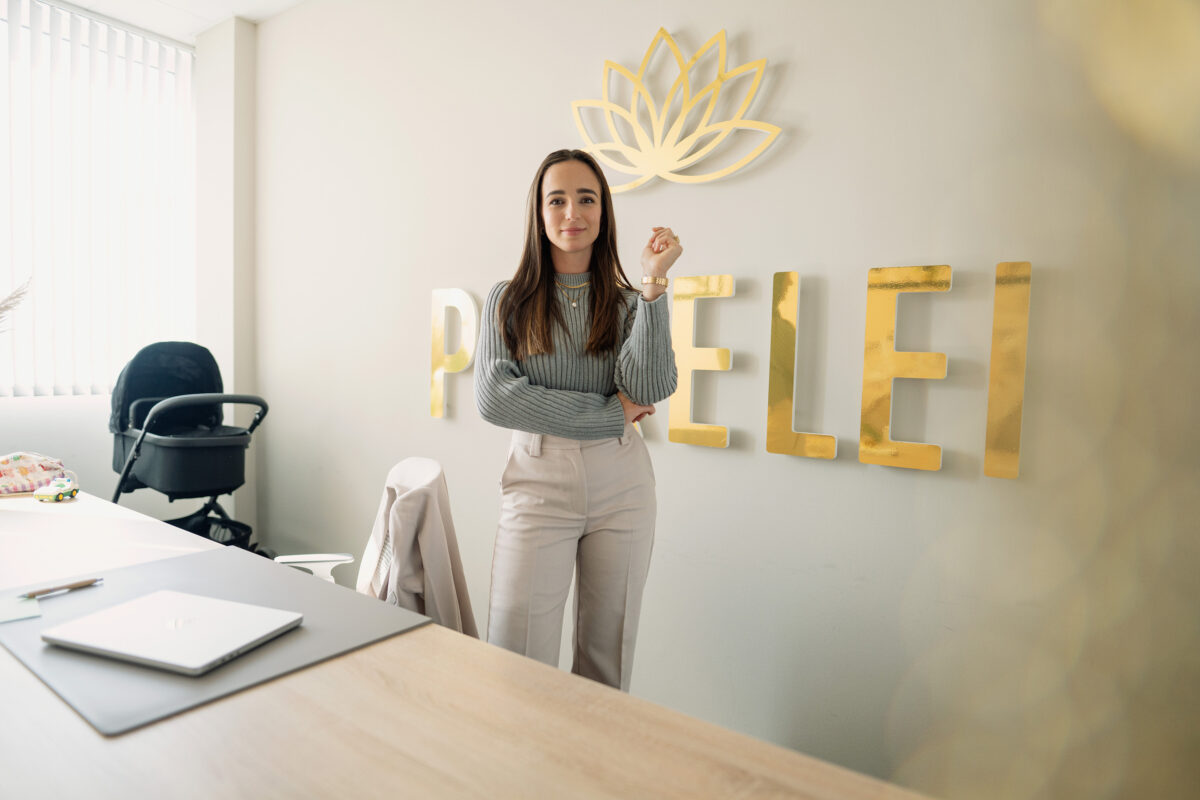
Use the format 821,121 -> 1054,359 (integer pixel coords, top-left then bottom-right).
615,292 -> 678,405
474,281 -> 626,439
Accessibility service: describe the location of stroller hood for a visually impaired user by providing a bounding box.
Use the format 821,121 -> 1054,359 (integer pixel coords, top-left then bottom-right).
109,342 -> 225,433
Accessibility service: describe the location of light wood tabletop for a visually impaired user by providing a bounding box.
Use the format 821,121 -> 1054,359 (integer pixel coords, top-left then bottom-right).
0,494 -> 931,799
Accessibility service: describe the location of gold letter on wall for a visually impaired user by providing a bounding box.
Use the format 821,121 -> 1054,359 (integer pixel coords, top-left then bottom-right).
766,272 -> 836,459
669,275 -> 734,447
430,289 -> 478,418
859,265 -> 951,471
984,262 -> 1033,478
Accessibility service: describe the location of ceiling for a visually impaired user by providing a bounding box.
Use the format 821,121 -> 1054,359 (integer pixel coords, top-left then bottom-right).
67,0 -> 306,45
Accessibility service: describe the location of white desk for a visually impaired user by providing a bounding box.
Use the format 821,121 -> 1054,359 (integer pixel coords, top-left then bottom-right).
0,492 -> 217,589
0,493 -> 930,799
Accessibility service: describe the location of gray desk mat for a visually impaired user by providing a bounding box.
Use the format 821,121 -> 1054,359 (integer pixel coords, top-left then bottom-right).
0,546 -> 430,735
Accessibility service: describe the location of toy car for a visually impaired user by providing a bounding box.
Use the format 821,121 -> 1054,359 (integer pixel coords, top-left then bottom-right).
34,473 -> 79,502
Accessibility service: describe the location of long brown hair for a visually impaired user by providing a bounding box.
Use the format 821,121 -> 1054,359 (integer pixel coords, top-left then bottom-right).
498,149 -> 634,359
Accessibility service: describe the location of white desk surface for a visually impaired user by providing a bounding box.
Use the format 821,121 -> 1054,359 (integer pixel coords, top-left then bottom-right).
0,491 -> 217,591
0,493 -> 930,800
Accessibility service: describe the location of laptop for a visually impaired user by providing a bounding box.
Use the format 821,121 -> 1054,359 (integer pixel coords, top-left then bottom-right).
40,589 -> 303,677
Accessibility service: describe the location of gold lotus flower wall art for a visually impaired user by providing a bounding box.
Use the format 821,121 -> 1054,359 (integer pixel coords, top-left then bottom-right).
572,28 -> 781,192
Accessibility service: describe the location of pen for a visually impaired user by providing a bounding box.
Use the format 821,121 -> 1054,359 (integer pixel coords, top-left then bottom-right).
20,577 -> 104,599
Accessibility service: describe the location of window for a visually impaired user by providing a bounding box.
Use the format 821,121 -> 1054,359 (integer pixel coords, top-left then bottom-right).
1,0 -> 195,397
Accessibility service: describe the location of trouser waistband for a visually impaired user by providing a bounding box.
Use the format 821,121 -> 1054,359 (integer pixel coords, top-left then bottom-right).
512,426 -> 635,457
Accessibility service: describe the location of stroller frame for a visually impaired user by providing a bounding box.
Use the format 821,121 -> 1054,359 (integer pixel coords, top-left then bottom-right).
111,393 -> 268,503
109,341 -> 268,551
112,393 -> 268,550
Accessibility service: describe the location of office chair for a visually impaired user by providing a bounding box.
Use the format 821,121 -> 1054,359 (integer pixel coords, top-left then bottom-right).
274,553 -> 355,583
277,457 -> 477,636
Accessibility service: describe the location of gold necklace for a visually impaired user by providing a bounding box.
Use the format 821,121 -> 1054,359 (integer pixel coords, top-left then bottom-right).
554,279 -> 590,308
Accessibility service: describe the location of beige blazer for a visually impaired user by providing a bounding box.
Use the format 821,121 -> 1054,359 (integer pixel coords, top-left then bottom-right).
356,458 -> 479,638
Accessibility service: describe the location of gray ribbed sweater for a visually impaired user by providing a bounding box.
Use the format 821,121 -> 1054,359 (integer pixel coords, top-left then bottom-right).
474,272 -> 678,439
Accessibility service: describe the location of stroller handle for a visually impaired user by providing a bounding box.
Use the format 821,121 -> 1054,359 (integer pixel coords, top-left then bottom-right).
111,394 -> 269,504
140,393 -> 270,435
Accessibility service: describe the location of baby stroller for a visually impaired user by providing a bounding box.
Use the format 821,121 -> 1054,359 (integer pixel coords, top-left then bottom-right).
109,341 -> 268,550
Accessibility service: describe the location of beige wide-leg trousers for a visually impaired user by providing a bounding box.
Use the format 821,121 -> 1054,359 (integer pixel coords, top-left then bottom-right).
487,425 -> 656,691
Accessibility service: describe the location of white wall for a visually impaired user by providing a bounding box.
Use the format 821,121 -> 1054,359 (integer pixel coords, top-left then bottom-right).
195,17 -> 260,530
263,0 -> 1197,798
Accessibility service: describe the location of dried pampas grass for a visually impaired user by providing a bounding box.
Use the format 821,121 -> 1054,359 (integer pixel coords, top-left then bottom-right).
1,279 -> 30,330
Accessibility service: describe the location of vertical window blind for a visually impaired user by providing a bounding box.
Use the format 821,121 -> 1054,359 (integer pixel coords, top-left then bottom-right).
1,0 -> 195,397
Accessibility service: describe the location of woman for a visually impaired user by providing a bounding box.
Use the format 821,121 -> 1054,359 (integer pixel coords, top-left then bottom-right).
475,149 -> 681,691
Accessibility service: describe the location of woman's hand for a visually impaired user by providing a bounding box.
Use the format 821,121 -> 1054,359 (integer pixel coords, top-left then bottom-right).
618,391 -> 655,427
640,226 -> 682,300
